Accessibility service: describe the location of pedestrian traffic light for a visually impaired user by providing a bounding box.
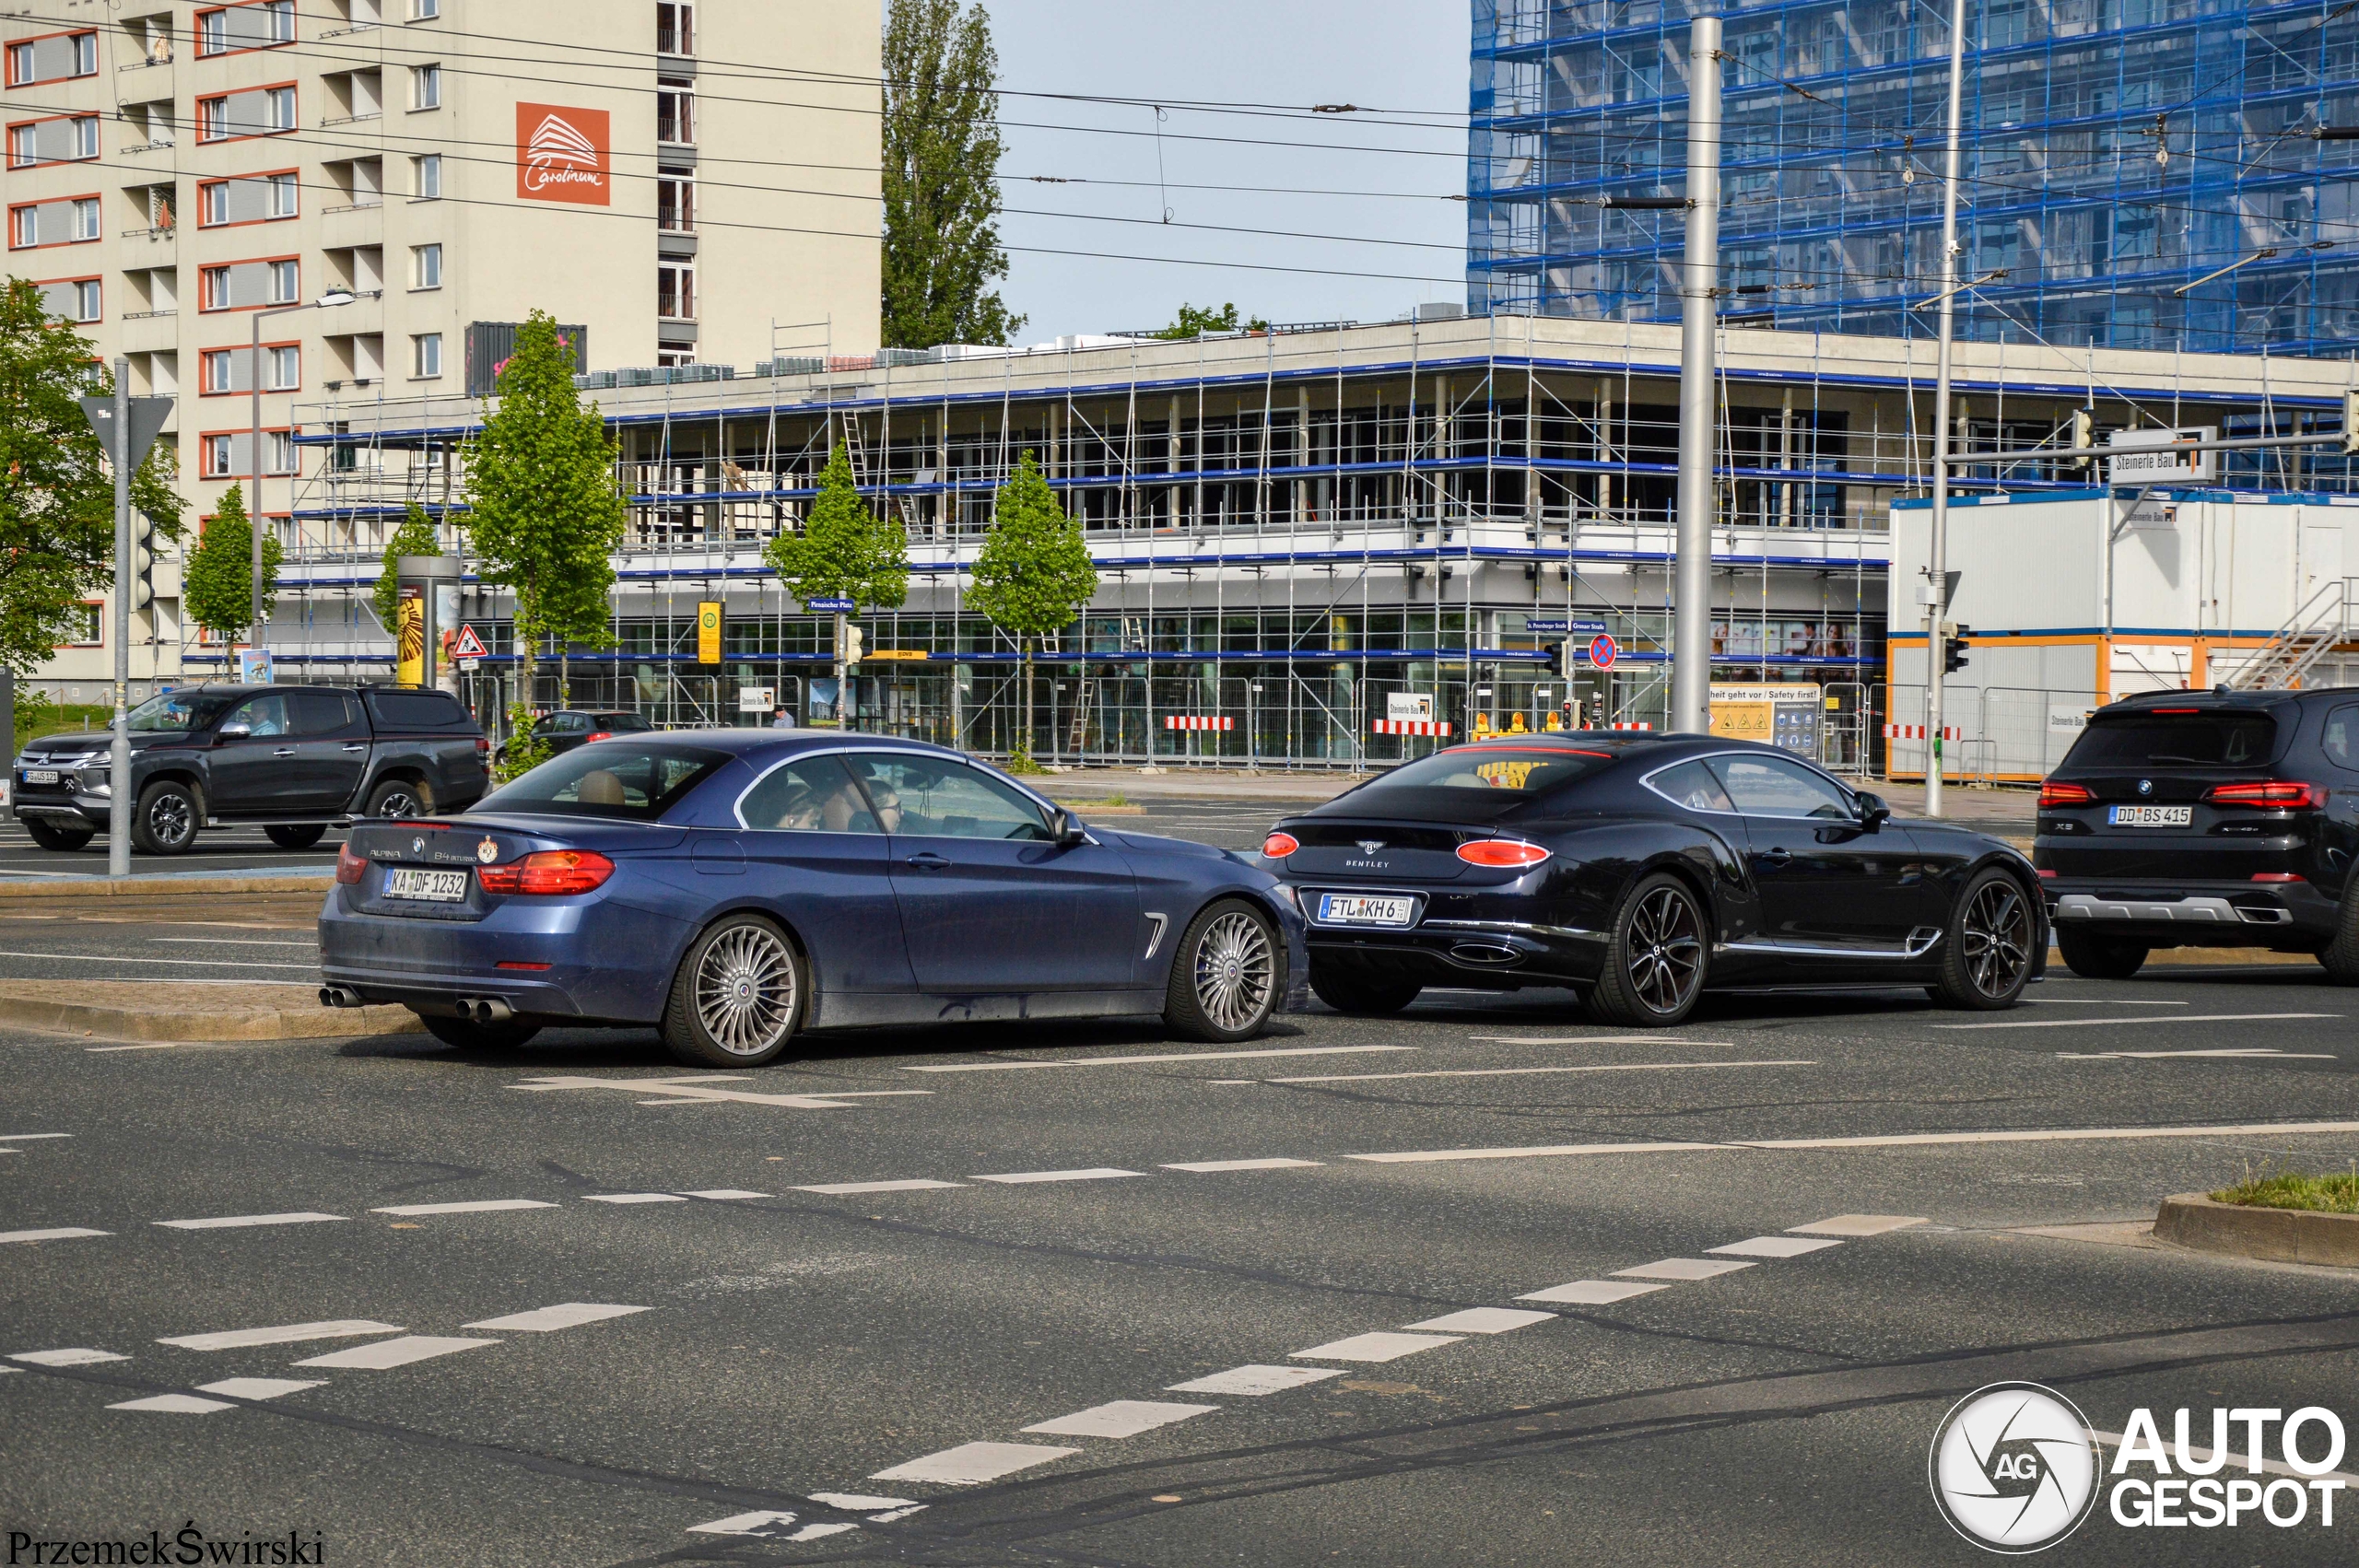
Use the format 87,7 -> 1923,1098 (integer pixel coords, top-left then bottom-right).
2071,408 -> 2095,467
1557,639 -> 1576,680
127,510 -> 157,612
839,625 -> 863,665
1944,624 -> 1973,676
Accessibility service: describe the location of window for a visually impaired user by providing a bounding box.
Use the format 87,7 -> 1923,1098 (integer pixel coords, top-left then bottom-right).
475,744 -> 730,820
411,64 -> 440,110
203,430 -> 295,478
738,755 -> 875,832
198,174 -> 299,227
8,197 -> 100,248
196,2 -> 294,55
2326,707 -> 2359,772
412,333 -> 441,378
844,756 -> 1053,841
657,177 -> 694,232
266,345 -> 299,389
1706,755 -> 1855,820
657,88 -> 694,144
657,2 -> 695,55
411,0 -> 441,17
412,153 -> 441,198
363,689 -> 475,730
205,260 -> 299,310
412,243 -> 441,289
7,116 -> 98,167
198,87 -> 297,142
2063,711 -> 2280,768
6,31 -> 97,85
38,278 -> 101,322
657,263 -> 696,320
64,603 -> 102,647
1644,759 -> 1738,813
288,688 -> 365,738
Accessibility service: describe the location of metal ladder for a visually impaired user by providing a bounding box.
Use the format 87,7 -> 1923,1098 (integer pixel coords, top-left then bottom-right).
2222,578 -> 2354,691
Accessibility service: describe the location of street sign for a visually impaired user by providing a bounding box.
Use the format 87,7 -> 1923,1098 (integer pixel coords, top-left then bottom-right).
76,395 -> 174,472
1526,617 -> 1606,635
1588,633 -> 1619,669
449,624 -> 489,661
696,601 -> 722,664
2107,427 -> 2217,484
1386,692 -> 1434,721
804,596 -> 854,613
737,686 -> 775,712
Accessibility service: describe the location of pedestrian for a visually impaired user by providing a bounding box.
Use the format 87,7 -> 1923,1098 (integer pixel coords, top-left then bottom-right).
770,707 -> 797,730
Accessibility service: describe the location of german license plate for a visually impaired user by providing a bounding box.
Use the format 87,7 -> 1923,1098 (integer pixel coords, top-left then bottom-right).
22,769 -> 57,785
1318,893 -> 1414,926
383,867 -> 469,902
2109,805 -> 2192,827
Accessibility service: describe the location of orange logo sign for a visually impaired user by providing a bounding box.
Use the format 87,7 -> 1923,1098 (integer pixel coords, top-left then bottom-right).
516,102 -> 609,205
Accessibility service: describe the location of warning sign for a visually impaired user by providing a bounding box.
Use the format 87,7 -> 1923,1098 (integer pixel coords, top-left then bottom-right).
450,624 -> 489,661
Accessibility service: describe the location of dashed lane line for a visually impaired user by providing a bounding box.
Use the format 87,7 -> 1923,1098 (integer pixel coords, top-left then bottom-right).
157,1321 -> 403,1352
1,1227 -> 110,1245
463,1304 -> 649,1332
1022,1400 -> 1220,1439
1932,1012 -> 2341,1030
0,1132 -> 70,1141
153,1212 -> 346,1231
1166,1365 -> 1343,1397
1466,1036 -> 1738,1047
370,1199 -> 558,1217
1615,1258 -> 1756,1281
581,1193 -> 690,1205
1788,1215 -> 1929,1236
1709,1236 -> 1844,1258
9,1348 -> 128,1366
973,1167 -> 1141,1185
1516,1280 -> 1669,1305
2058,1048 -> 2339,1060
1348,1120 -> 2359,1163
901,1045 -> 1416,1072
511,1075 -> 934,1111
1402,1307 -> 1555,1334
1161,1158 -> 1322,1173
293,1335 -> 500,1370
1350,1141 -> 1719,1164
871,1442 -> 1082,1486
793,1178 -> 965,1196
1288,1330 -> 1462,1363
1260,1059 -> 1814,1085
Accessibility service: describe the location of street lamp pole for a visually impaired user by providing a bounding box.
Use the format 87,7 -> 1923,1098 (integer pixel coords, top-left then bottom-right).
1924,0 -> 1970,817
248,291 -> 355,654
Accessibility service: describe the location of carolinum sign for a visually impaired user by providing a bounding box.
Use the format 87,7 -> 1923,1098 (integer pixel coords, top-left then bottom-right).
516,104 -> 610,205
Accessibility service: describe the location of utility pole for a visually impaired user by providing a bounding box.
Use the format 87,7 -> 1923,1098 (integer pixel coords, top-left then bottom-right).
109,364 -> 131,880
1925,0 -> 1970,817
1671,14 -> 1722,735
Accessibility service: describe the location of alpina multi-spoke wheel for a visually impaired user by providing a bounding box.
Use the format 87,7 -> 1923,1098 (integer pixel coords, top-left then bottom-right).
1165,898 -> 1285,1043
1931,866 -> 2038,1010
661,914 -> 806,1067
1589,872 -> 1708,1026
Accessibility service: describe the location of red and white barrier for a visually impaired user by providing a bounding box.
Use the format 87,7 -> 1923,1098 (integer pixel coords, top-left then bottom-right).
1608,721 -> 1653,731
1372,720 -> 1453,736
1883,724 -> 1961,740
1162,715 -> 1233,731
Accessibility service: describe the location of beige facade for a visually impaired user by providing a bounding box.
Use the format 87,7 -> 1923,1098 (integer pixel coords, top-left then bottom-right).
5,0 -> 879,699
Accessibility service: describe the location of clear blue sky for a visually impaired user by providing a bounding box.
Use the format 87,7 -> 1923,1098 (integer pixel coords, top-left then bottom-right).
977,1 -> 1472,340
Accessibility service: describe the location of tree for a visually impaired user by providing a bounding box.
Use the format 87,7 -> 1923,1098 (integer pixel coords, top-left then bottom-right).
1152,302 -> 1269,340
0,277 -> 182,672
967,452 -> 1097,768
370,501 -> 441,632
182,483 -> 279,642
462,310 -> 624,715
883,0 -> 1021,348
766,443 -> 908,728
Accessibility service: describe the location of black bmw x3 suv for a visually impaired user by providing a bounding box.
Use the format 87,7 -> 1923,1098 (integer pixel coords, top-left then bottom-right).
2035,686 -> 2359,978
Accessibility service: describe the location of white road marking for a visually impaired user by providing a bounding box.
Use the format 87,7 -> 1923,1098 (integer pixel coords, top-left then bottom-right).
682,1189 -> 769,1200
792,1179 -> 964,1196
871,1441 -> 1080,1485
972,1167 -> 1140,1185
1350,1141 -> 1717,1164
1,1227 -> 108,1244
1708,1236 -> 1844,1259
1022,1399 -> 1220,1438
1515,1280 -> 1671,1306
2022,999 -> 2189,1006
687,1512 -> 800,1538
1742,1123 -> 2359,1151
1167,1364 -> 1345,1397
1267,1059 -> 1814,1085
0,950 -> 317,969
0,1132 -> 70,1141
294,1335 -> 499,1370
581,1193 -> 689,1205
1933,1012 -> 2340,1031
158,1320 -> 402,1352
901,1046 -> 1417,1073
369,1199 -> 557,1216
1788,1215 -> 1928,1237
109,1394 -> 235,1414
151,938 -> 316,947
1161,1158 -> 1323,1173
783,1524 -> 859,1541
196,1378 -> 322,1400
1288,1331 -> 1461,1363
462,1303 -> 648,1332
10,1348 -> 127,1366
1467,1036 -> 1737,1047
808,1493 -> 920,1513
88,1045 -> 183,1053
511,1074 -> 932,1111
1402,1307 -> 1556,1334
155,1212 -> 346,1231
2058,1048 -> 2338,1060
1615,1258 -> 1756,1281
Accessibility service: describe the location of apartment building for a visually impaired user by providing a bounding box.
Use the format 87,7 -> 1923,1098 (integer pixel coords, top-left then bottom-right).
5,0 -> 880,701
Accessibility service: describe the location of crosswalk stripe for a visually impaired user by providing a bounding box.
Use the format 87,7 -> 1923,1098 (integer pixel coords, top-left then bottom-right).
1166,1364 -> 1344,1397
1288,1331 -> 1460,1363
293,1336 -> 499,1370
154,1213 -> 346,1231
158,1320 -> 402,1352
369,1199 -> 557,1216
461,1304 -> 648,1332
1022,1400 -> 1219,1438
871,1441 -> 1080,1485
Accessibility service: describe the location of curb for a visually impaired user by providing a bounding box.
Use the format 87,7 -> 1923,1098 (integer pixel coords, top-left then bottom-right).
0,990 -> 419,1043
2154,1192 -> 2359,1268
0,872 -> 332,901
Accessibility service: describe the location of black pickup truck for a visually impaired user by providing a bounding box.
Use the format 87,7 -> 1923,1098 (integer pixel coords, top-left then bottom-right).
9,684 -> 489,855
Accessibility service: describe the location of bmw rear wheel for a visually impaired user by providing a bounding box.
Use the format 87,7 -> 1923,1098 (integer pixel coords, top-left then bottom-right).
1589,872 -> 1708,1026
1931,867 -> 2037,1009
1165,898 -> 1284,1042
661,913 -> 805,1068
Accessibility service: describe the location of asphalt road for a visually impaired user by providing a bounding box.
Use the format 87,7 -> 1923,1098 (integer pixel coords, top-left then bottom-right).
6,934 -> 2359,1563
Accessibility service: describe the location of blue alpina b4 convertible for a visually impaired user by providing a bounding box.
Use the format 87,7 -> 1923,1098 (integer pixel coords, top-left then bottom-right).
318,734 -> 1308,1066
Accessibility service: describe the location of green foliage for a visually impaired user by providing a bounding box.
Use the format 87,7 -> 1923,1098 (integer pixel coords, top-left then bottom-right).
371,501 -> 443,631
764,444 -> 909,613
883,0 -> 1022,349
12,693 -> 111,750
1151,302 -> 1269,340
0,277 -> 183,673
182,484 -> 280,641
2212,1162 -> 2359,1214
1001,743 -> 1047,775
463,312 -> 625,696
494,702 -> 554,783
968,452 -> 1097,642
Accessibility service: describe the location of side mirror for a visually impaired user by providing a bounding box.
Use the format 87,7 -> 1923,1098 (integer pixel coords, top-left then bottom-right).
1052,808 -> 1089,848
1856,790 -> 1892,830
216,720 -> 252,742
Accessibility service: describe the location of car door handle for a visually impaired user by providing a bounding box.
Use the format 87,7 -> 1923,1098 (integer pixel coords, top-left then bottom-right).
340,743 -> 368,753
904,852 -> 952,871
273,747 -> 297,758
1757,848 -> 1792,867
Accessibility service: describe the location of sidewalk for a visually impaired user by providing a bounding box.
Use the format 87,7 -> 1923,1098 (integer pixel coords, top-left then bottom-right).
0,980 -> 417,1043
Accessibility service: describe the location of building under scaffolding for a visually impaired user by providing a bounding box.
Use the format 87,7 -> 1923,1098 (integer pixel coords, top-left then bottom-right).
223,312 -> 2359,772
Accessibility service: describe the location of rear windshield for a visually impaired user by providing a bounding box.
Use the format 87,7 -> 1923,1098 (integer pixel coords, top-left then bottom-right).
2064,711 -> 2279,769
1320,745 -> 1618,822
593,713 -> 652,731
366,689 -> 476,731
473,744 -> 728,820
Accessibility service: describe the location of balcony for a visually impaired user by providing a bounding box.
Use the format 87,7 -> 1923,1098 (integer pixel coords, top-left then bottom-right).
115,60 -> 172,105
119,226 -> 176,269
320,204 -> 384,248
121,310 -> 179,354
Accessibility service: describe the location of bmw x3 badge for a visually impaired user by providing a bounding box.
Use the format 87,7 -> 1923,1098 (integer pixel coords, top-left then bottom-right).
476,837 -> 499,863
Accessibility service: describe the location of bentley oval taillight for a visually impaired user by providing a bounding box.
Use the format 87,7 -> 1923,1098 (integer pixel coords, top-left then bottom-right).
1262,832 -> 1300,859
334,843 -> 368,884
2037,780 -> 2094,807
1456,839 -> 1551,868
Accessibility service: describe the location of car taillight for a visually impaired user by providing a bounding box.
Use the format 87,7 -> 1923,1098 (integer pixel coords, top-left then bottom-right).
585,731 -> 612,743
1456,838 -> 1551,868
474,736 -> 491,755
476,849 -> 615,896
2037,780 -> 2094,807
2251,872 -> 2306,883
334,843 -> 368,884
1262,831 -> 1299,859
2204,781 -> 2327,808
2036,868 -> 2057,878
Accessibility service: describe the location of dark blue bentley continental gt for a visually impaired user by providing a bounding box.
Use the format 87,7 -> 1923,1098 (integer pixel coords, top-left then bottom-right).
1262,732 -> 2043,1026
317,734 -> 1307,1065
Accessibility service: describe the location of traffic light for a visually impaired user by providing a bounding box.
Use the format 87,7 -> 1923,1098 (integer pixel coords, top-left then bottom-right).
839,624 -> 864,665
2071,408 -> 2095,467
1557,639 -> 1576,680
127,510 -> 157,612
2344,389 -> 2359,455
1944,624 -> 1973,676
